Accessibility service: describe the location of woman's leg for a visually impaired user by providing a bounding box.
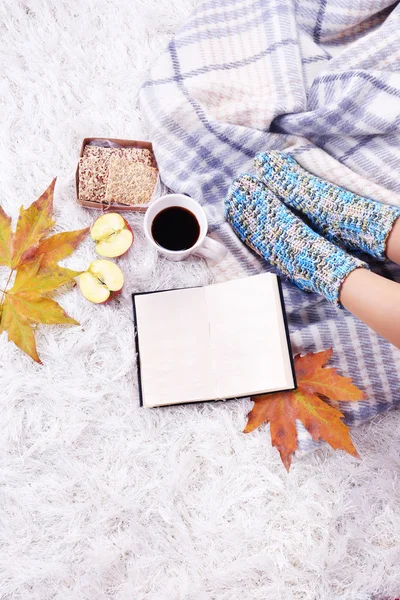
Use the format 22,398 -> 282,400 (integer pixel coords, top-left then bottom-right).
226,173 -> 400,347
386,216 -> 400,264
340,269 -> 400,348
340,217 -> 400,348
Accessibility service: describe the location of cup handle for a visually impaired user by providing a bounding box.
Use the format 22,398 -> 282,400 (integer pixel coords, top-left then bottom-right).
194,236 -> 227,265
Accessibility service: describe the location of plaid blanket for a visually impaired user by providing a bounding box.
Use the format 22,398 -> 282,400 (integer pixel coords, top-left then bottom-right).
140,0 -> 400,454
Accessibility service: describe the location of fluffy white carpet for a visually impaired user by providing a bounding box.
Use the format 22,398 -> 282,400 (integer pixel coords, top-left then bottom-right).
0,1 -> 400,599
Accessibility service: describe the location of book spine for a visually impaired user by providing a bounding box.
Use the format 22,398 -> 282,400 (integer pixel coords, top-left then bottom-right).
132,295 -> 144,407
276,277 -> 297,390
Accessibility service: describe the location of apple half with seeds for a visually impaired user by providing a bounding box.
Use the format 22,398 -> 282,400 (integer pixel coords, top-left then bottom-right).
91,213 -> 133,258
79,259 -> 124,304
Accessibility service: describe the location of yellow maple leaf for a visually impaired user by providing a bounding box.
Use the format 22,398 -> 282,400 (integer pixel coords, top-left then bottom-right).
0,206 -> 12,267
34,228 -> 89,267
1,299 -> 40,363
13,255 -> 82,296
0,180 -> 88,363
4,291 -> 78,326
11,179 -> 56,269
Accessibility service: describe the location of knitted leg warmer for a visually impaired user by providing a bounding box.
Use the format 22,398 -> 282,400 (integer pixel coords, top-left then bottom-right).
254,151 -> 400,261
225,174 -> 368,306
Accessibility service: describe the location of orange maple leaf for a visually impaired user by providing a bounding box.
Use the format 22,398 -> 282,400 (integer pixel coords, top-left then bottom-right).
244,349 -> 366,471
0,180 -> 89,363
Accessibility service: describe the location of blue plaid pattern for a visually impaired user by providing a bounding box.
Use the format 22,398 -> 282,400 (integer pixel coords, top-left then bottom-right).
140,0 -> 400,454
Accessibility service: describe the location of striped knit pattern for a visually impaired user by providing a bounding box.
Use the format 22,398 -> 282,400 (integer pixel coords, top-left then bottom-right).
225,174 -> 367,305
140,0 -> 400,455
255,152 -> 400,260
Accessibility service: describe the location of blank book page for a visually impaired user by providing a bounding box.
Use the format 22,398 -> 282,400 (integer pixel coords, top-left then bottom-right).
135,288 -> 213,407
206,273 -> 290,399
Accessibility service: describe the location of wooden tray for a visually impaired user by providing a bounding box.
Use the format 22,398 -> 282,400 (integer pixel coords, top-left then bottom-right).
75,137 -> 158,213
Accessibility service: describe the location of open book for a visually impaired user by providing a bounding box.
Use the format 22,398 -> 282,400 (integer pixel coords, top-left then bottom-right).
132,273 -> 296,408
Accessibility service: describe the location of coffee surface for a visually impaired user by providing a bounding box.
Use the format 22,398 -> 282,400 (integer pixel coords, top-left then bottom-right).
151,206 -> 200,251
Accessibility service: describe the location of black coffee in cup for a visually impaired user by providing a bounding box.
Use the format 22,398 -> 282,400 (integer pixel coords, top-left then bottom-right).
151,206 -> 200,251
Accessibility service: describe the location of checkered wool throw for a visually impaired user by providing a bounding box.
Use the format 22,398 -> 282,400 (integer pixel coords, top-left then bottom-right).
140,0 -> 400,454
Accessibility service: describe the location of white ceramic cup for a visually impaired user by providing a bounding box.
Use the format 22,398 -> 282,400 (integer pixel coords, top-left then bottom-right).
143,194 -> 227,264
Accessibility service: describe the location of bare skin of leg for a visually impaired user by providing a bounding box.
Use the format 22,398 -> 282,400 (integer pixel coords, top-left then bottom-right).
340,217 -> 400,348
386,215 -> 400,264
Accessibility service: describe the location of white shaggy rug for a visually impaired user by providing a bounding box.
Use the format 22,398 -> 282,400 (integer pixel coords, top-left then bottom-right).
0,1 -> 400,599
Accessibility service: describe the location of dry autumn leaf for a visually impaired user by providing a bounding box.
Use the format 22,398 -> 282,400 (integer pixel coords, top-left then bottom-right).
1,299 -> 40,363
34,228 -> 88,270
0,180 -> 89,363
0,206 -> 12,267
12,256 -> 75,295
245,349 -> 366,471
11,179 -> 56,269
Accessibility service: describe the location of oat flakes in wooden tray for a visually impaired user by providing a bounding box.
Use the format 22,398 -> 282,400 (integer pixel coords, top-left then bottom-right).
76,138 -> 165,213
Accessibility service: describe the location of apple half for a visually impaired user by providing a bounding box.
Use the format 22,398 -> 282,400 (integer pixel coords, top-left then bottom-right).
79,259 -> 124,304
91,213 -> 133,258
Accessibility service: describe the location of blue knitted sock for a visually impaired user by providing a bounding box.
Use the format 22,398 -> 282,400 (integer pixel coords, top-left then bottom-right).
225,174 -> 368,306
254,151 -> 400,261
